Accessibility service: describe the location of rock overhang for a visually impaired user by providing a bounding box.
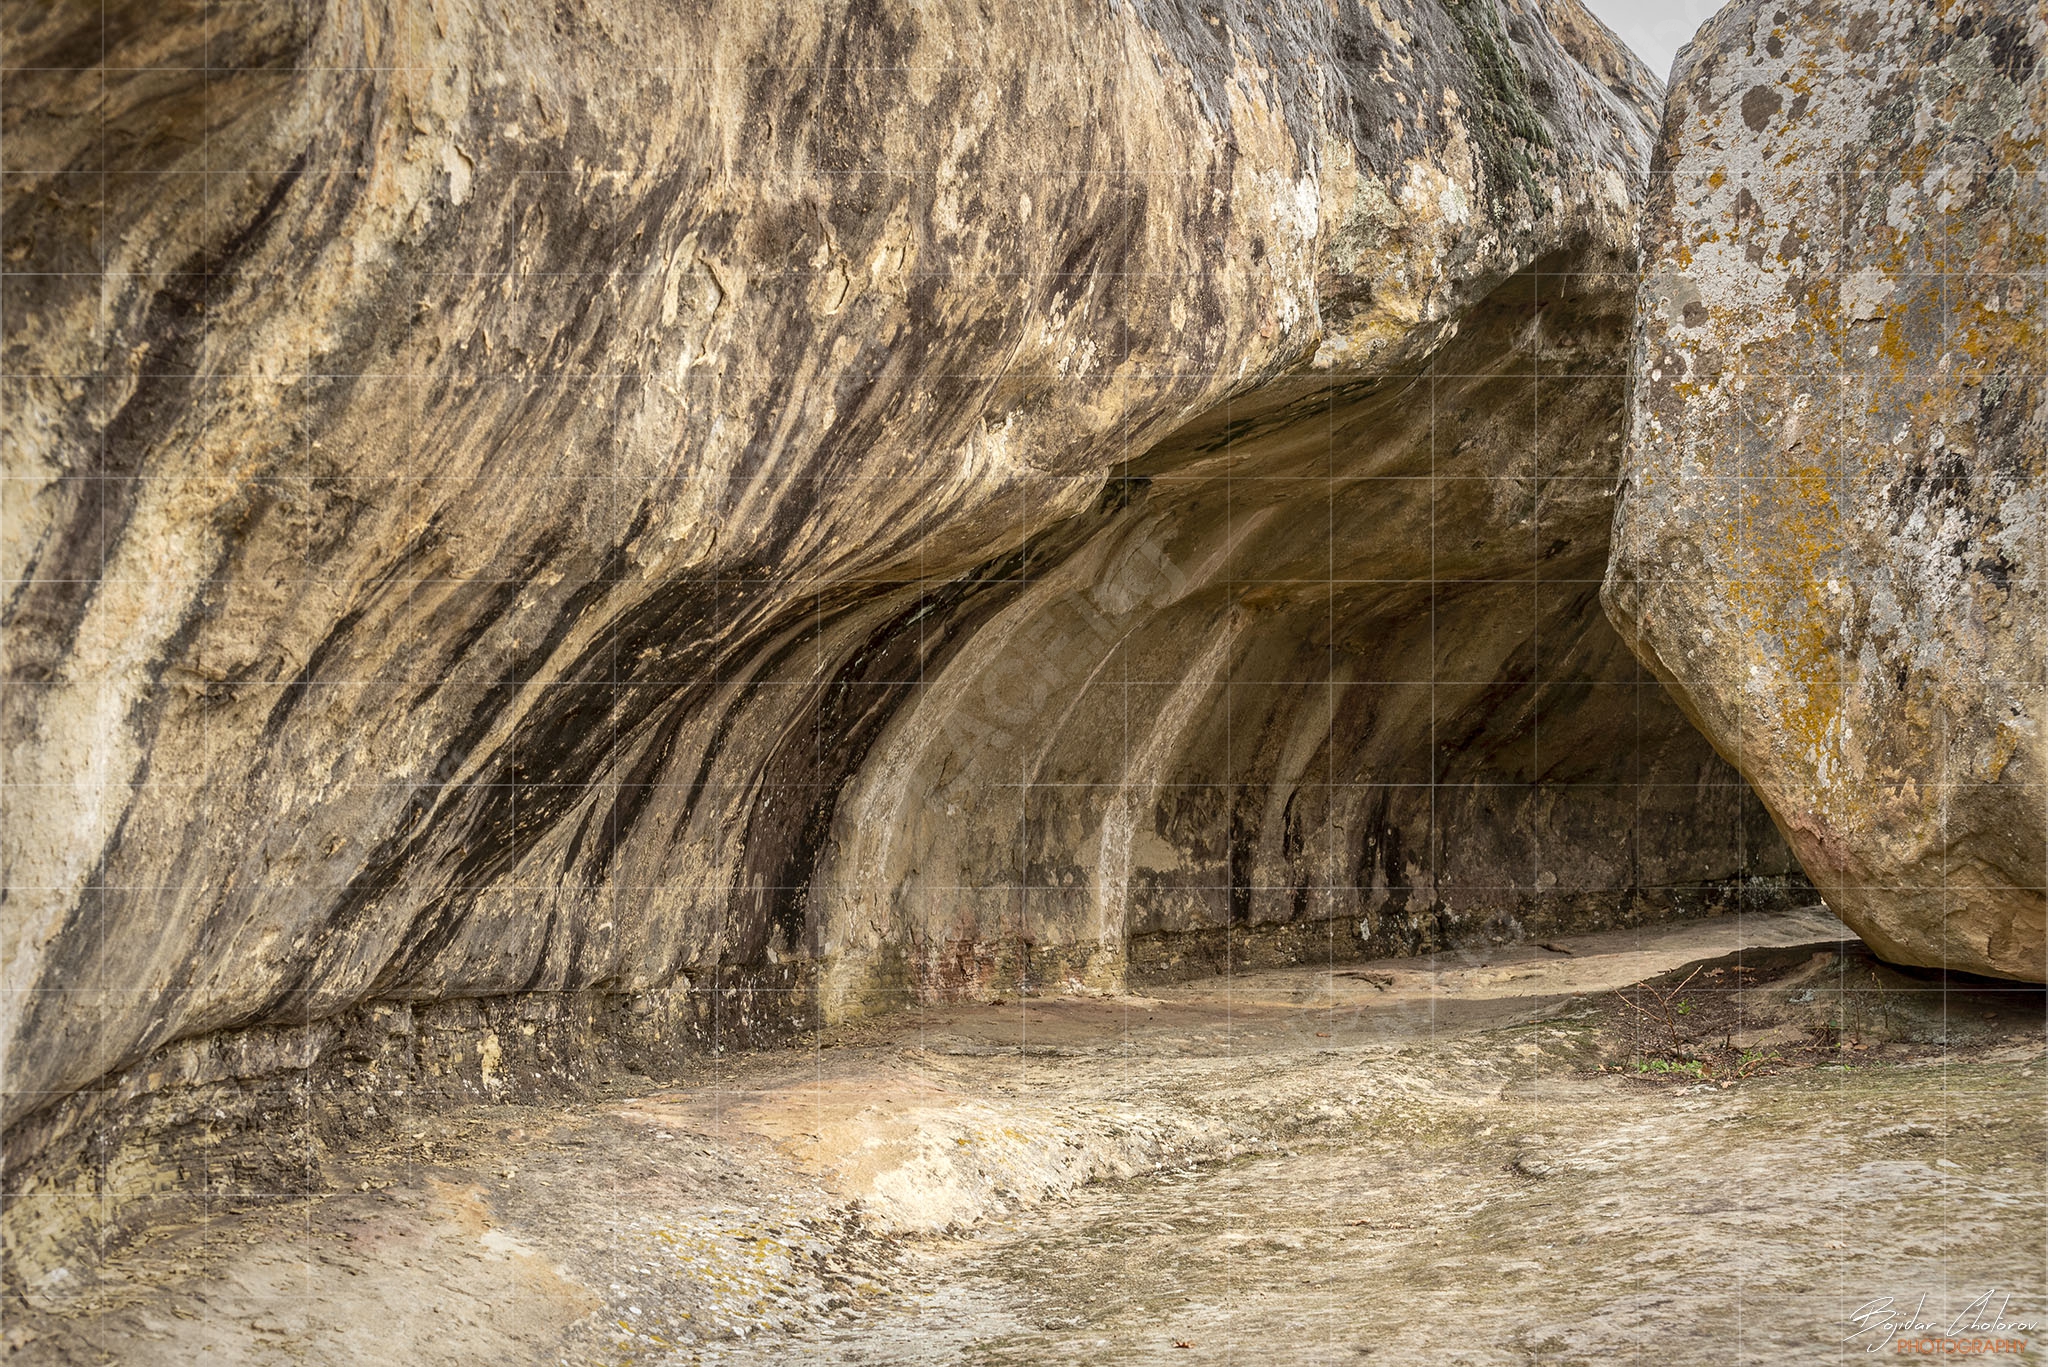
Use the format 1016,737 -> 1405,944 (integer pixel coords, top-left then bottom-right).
1,0 -> 1822,1289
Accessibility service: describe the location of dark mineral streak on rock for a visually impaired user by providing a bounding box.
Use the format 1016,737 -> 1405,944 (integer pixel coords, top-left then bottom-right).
3,0 -> 1802,1289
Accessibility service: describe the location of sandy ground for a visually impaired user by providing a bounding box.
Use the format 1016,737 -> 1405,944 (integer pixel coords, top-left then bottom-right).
10,906 -> 2048,1365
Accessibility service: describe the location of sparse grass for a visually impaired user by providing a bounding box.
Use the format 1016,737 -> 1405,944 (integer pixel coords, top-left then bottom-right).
1730,1048 -> 1783,1079
1632,1058 -> 1706,1079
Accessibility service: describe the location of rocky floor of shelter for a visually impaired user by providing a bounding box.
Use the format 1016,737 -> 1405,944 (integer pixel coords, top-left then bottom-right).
10,906 -> 2048,1366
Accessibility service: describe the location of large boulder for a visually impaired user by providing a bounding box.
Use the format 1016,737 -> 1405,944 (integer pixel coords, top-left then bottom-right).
1606,0 -> 2046,979
3,0 -> 1800,1284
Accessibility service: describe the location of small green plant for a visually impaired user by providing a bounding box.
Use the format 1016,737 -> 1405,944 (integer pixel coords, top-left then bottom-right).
1731,1049 -> 1782,1079
1633,1058 -> 1706,1079
1812,1014 -> 1843,1051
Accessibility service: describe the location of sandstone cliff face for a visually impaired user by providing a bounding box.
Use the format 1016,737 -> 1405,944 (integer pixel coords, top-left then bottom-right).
1605,0 -> 2046,981
3,0 -> 1799,1274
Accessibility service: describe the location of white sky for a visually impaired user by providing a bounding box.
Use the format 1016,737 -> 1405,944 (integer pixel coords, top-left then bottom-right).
1578,0 -> 1728,84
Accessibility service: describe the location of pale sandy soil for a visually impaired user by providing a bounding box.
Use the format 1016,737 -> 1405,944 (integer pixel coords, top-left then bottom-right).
11,907 -> 2048,1366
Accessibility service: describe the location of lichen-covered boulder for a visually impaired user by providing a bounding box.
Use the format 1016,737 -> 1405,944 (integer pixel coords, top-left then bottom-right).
1605,0 -> 2046,979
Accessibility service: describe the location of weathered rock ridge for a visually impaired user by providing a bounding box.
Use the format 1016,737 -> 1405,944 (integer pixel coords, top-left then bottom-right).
4,0 -> 1800,1282
1605,0 -> 2046,980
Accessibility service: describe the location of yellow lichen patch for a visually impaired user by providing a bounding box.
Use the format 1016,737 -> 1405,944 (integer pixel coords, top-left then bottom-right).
1717,455 -> 1849,807
1947,285 -> 2045,376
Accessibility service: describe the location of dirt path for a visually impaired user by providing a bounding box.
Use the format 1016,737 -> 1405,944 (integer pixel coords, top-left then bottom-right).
12,907 -> 2048,1365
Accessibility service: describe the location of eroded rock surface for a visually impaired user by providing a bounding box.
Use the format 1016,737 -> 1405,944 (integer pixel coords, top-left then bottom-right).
4,0 -> 1797,1284
1605,0 -> 2047,979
